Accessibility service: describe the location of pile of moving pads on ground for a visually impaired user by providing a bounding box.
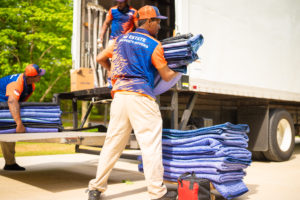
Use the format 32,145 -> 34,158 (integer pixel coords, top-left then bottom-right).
0,102 -> 62,133
153,33 -> 204,95
138,122 -> 251,199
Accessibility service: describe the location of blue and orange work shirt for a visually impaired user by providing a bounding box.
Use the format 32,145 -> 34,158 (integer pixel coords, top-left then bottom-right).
107,6 -> 138,40
0,74 -> 35,102
102,28 -> 167,100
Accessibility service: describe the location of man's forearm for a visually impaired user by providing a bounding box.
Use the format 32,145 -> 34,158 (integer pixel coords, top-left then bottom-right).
8,96 -> 22,125
99,22 -> 109,40
99,59 -> 111,71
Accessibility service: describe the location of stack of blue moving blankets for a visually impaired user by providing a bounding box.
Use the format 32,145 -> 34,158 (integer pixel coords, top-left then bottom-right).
0,102 -> 62,134
153,33 -> 204,96
138,122 -> 251,199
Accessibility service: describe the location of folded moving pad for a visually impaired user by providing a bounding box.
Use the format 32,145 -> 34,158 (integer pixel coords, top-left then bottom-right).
0,122 -> 61,128
163,148 -> 251,161
162,158 -> 250,169
0,118 -> 61,124
0,102 -> 59,109
153,72 -> 182,96
0,111 -> 61,118
212,180 -> 249,200
162,122 -> 249,139
162,171 -> 245,184
0,127 -> 59,134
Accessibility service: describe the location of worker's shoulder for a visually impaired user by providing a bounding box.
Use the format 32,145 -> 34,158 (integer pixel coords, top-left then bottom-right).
131,32 -> 161,45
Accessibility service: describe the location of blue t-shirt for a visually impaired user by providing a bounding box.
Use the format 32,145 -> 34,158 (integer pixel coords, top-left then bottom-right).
0,73 -> 34,102
107,6 -> 138,40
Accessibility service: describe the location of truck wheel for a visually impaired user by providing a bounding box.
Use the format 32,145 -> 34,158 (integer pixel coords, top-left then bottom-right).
251,151 -> 266,161
263,109 -> 295,161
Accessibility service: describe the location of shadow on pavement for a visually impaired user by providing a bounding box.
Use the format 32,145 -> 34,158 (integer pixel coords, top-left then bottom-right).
293,143 -> 300,155
0,162 -> 145,193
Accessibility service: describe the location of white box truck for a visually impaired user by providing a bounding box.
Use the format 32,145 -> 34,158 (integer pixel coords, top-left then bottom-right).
69,0 -> 300,162
1,0 -> 298,162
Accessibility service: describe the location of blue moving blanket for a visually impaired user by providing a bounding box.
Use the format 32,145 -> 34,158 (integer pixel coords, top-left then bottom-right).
138,122 -> 251,199
0,104 -> 63,132
152,33 -> 204,96
163,170 -> 245,184
0,127 -> 58,134
0,118 -> 61,124
0,111 -> 61,118
213,180 -> 249,200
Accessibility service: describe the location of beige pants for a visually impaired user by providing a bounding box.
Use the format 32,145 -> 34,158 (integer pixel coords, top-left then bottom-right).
89,93 -> 167,199
1,142 -> 16,165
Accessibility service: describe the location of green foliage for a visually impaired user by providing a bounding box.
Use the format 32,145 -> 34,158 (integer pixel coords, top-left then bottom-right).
0,0 -> 73,101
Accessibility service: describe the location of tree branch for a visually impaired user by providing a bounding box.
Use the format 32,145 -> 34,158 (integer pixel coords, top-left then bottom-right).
38,45 -> 54,63
39,70 -> 68,102
11,51 -> 21,66
30,42 -> 34,63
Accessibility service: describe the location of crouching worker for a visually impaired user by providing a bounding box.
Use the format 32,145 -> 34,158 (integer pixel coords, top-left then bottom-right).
0,64 -> 45,171
87,5 -> 178,200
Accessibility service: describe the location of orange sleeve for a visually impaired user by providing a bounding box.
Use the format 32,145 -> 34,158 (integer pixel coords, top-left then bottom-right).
107,8 -> 113,21
5,75 -> 24,101
151,43 -> 167,69
102,39 -> 116,58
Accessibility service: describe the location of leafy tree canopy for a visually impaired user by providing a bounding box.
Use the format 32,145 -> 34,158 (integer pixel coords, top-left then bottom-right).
0,0 -> 73,101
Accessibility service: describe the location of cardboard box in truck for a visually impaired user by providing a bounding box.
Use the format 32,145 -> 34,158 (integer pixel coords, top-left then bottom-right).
70,68 -> 95,92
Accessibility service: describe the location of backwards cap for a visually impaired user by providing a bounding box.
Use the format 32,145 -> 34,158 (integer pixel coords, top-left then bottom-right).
138,5 -> 168,20
25,64 -> 46,77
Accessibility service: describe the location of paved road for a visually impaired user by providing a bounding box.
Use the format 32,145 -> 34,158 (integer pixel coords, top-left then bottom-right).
1,141 -> 300,200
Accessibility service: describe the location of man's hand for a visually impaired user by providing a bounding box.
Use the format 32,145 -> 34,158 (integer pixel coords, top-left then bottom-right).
97,38 -> 103,49
16,123 -> 26,133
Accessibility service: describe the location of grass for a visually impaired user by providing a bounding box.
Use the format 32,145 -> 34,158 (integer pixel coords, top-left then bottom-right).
0,142 -> 76,157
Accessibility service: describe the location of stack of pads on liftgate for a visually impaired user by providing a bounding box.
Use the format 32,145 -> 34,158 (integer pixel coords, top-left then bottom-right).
153,33 -> 204,95
0,102 -> 62,134
139,122 -> 251,200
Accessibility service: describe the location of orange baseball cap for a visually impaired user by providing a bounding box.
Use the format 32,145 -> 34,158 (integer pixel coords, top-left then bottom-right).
138,5 -> 168,20
25,64 -> 46,77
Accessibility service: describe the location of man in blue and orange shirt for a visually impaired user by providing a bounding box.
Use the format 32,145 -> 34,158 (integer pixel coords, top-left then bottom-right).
98,0 -> 138,45
87,5 -> 178,200
0,64 -> 45,171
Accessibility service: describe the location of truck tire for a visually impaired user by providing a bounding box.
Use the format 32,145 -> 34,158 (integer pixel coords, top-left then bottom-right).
251,151 -> 266,161
263,109 -> 295,161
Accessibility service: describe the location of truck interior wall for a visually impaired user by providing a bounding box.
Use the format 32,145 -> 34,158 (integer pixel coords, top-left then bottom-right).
80,0 -> 175,46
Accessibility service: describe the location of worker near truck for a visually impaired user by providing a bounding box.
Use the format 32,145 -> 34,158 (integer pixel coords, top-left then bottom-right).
87,5 -> 178,200
98,0 -> 138,46
0,64 -> 45,171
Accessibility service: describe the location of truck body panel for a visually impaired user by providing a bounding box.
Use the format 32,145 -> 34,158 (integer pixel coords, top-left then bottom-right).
176,0 -> 300,102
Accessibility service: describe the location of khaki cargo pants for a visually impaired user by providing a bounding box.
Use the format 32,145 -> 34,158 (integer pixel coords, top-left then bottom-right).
89,93 -> 167,199
1,142 -> 16,165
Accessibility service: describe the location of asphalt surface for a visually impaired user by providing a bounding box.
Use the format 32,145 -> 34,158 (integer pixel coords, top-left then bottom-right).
0,141 -> 300,200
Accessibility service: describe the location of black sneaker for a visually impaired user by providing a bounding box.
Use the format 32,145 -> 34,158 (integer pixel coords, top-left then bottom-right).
88,190 -> 101,200
4,163 -> 25,171
153,191 -> 178,200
